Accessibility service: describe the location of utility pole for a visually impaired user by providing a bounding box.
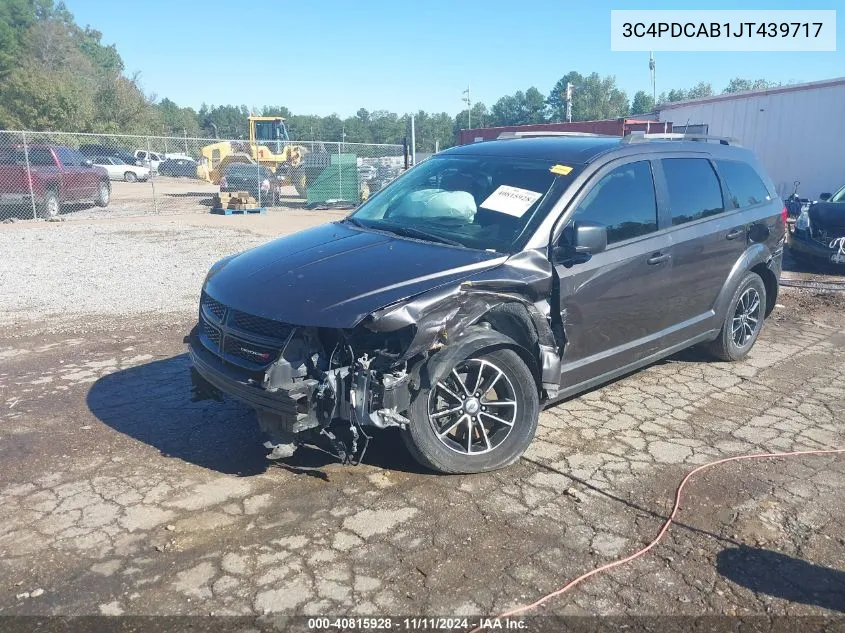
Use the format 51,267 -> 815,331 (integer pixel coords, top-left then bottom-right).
649,51 -> 656,105
410,114 -> 416,166
565,82 -> 574,123
462,86 -> 472,129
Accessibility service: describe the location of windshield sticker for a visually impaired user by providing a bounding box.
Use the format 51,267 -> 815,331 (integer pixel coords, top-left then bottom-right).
550,164 -> 573,176
480,185 -> 543,217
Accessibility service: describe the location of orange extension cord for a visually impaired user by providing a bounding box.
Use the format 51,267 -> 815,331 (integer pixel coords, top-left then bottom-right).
470,447 -> 845,632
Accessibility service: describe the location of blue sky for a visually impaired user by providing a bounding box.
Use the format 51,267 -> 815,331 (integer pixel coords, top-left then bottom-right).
64,0 -> 843,117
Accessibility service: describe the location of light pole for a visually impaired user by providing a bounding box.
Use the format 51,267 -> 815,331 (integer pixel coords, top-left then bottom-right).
462,86 -> 472,129
565,82 -> 574,123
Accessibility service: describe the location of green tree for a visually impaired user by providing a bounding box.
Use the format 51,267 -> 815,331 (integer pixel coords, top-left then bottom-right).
547,71 -> 583,122
198,104 -> 250,138
155,98 -> 200,137
723,78 -> 778,93
688,81 -> 713,99
630,90 -> 655,115
454,102 -> 488,134
261,105 -> 292,119
575,73 -> 629,121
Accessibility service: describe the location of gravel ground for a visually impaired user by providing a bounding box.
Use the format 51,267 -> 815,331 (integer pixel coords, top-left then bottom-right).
0,222 -> 266,328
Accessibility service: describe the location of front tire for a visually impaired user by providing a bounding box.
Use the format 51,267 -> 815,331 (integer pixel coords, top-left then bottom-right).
95,180 -> 110,207
124,171 -> 138,183
707,272 -> 766,362
38,188 -> 60,219
402,348 -> 539,474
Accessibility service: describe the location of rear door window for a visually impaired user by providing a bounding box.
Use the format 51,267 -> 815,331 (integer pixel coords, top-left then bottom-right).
661,158 -> 725,225
570,160 -> 658,244
715,160 -> 771,209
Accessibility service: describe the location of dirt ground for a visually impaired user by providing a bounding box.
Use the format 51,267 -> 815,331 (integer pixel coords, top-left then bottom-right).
0,210 -> 844,630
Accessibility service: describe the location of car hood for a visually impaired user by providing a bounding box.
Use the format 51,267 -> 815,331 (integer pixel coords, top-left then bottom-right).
204,222 -> 507,328
809,202 -> 845,233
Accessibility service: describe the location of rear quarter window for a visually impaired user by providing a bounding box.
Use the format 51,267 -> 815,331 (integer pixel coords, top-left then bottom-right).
715,160 -> 771,209
661,158 -> 725,226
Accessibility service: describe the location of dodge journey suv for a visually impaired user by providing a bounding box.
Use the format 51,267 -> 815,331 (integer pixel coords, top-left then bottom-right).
188,133 -> 784,474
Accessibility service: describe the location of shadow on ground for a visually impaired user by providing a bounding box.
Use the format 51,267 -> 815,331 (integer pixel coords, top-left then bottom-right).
87,354 -> 268,476
87,353 -> 423,477
717,546 -> 845,613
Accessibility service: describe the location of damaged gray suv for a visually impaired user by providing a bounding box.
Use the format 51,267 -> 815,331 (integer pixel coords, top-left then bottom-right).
188,133 -> 785,474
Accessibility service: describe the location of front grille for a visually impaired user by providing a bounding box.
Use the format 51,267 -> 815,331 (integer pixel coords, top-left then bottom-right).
197,292 -> 291,368
232,311 -> 294,340
202,319 -> 221,346
201,292 -> 226,321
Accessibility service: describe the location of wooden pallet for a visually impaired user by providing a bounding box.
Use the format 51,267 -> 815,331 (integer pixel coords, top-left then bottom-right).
210,206 -> 266,216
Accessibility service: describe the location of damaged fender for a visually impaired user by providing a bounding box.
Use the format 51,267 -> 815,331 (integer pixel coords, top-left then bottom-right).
363,249 -> 562,397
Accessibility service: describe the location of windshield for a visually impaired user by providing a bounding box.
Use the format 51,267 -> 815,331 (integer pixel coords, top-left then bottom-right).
254,120 -> 290,143
830,185 -> 845,203
350,155 -> 577,252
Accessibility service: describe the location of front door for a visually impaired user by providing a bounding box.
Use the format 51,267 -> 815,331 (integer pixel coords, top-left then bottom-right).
553,158 -> 676,389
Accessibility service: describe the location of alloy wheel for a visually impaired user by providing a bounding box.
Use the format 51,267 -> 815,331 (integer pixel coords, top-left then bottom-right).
732,287 -> 761,347
427,358 -> 518,455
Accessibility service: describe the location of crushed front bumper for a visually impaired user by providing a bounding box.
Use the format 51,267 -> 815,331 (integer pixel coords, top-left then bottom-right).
188,331 -> 320,435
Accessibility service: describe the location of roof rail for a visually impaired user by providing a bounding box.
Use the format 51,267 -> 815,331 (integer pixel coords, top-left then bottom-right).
622,131 -> 739,146
497,131 -> 611,140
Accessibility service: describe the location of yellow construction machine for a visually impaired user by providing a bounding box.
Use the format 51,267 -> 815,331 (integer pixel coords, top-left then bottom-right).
197,116 -> 308,195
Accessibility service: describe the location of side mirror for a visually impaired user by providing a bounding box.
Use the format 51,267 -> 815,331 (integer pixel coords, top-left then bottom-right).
819,192 -> 831,201
572,220 -> 607,254
553,220 -> 607,263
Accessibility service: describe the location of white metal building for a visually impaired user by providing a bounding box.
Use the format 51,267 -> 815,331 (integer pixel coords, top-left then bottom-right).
655,77 -> 845,201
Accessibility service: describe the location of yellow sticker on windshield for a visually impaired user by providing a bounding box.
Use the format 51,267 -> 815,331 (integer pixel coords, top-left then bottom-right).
550,164 -> 573,176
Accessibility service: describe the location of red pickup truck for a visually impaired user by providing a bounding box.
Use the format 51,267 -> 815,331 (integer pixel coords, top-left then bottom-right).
0,144 -> 111,218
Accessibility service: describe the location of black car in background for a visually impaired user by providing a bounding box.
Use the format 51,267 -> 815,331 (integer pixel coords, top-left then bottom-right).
79,144 -> 141,167
189,134 -> 784,474
219,163 -> 274,201
788,184 -> 845,267
158,158 -> 198,178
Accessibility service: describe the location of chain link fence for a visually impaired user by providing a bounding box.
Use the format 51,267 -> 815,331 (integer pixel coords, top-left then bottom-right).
0,130 -> 406,221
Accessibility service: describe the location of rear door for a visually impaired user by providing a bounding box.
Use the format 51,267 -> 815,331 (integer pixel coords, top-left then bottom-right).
554,158 -> 677,388
654,155 -> 744,343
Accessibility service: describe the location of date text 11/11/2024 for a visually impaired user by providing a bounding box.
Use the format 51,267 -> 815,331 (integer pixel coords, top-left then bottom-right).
307,617 -> 528,630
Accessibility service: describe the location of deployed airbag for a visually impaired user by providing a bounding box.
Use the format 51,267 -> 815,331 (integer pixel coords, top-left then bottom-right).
390,189 -> 477,222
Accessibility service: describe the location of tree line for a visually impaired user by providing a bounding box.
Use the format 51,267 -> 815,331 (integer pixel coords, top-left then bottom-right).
0,1 -> 786,153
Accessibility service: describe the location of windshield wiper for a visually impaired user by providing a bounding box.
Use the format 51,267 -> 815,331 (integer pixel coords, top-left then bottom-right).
344,216 -> 366,228
369,221 -> 464,247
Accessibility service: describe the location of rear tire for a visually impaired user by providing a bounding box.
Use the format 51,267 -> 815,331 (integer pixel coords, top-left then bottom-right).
124,171 -> 137,183
706,272 -> 766,362
38,188 -> 60,219
401,347 -> 539,474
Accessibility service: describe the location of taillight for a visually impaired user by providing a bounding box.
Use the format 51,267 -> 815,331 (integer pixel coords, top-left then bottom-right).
781,206 -> 788,225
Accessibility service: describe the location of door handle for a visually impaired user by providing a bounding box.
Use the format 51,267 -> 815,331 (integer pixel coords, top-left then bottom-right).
647,252 -> 671,265
726,227 -> 745,240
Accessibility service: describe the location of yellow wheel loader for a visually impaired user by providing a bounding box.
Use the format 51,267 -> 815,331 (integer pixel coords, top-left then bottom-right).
198,116 -> 309,197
